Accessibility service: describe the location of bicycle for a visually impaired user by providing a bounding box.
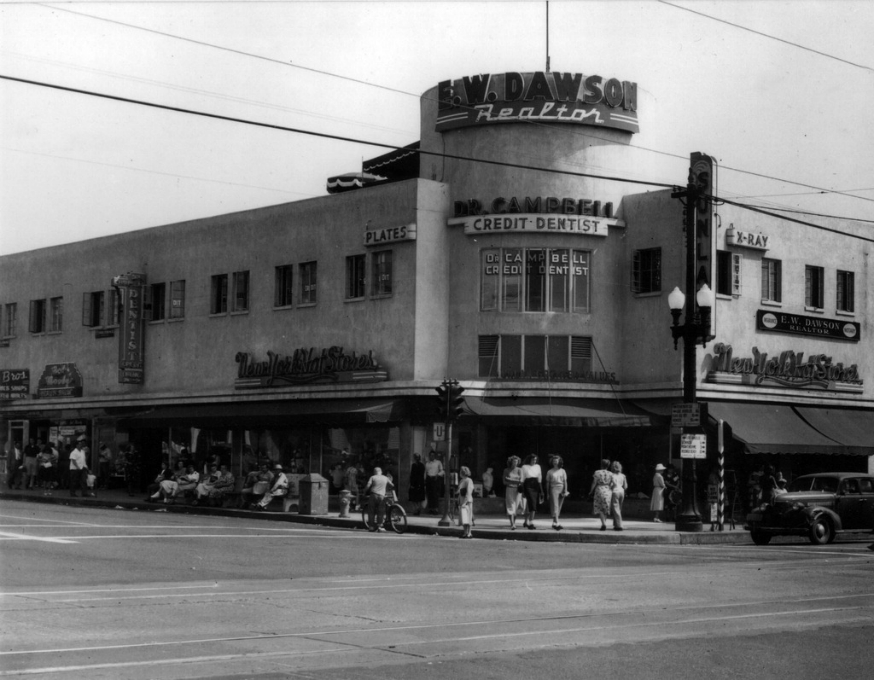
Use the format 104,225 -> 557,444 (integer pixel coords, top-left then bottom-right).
361,494 -> 408,534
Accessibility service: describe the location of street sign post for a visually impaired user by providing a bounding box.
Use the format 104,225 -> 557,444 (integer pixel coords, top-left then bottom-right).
680,433 -> 707,459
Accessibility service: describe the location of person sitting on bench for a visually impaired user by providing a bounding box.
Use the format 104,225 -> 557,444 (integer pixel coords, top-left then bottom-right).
251,464 -> 288,510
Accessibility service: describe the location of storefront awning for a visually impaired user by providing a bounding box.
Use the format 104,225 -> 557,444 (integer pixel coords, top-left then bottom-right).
793,407 -> 874,456
464,397 -> 657,427
119,398 -> 406,428
707,402 -> 859,455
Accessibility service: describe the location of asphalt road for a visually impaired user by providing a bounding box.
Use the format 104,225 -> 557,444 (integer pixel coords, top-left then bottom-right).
1,500 -> 873,679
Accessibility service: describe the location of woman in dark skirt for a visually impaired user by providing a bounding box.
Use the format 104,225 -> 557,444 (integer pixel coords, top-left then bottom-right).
520,454 -> 543,529
408,453 -> 426,515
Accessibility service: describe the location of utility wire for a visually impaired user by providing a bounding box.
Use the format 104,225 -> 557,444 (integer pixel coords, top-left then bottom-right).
3,72 -> 872,242
0,73 -> 676,190
658,0 -> 874,73
29,1 -> 874,207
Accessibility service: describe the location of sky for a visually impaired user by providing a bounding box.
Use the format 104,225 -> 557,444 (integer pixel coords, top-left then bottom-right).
0,0 -> 872,256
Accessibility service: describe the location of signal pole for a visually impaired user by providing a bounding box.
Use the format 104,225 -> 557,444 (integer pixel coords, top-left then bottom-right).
435,379 -> 465,527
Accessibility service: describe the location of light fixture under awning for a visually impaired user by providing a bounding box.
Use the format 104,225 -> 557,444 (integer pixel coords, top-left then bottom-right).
707,402 -> 859,455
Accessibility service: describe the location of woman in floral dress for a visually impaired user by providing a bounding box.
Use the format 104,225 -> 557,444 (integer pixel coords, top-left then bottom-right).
588,459 -> 614,531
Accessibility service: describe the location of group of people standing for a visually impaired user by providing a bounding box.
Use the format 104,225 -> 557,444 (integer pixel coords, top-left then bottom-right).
502,454 -> 569,531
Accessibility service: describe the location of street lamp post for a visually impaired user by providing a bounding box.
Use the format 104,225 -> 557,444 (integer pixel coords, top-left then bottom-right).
669,174 -> 715,533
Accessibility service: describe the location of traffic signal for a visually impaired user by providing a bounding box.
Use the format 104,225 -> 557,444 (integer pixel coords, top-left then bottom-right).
435,383 -> 448,421
449,382 -> 465,421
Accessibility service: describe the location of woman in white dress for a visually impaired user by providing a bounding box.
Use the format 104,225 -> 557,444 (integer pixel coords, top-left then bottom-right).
651,463 -> 666,522
457,466 -> 474,539
502,456 -> 523,529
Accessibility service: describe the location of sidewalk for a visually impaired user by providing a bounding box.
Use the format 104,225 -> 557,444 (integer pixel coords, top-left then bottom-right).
0,486 -> 752,545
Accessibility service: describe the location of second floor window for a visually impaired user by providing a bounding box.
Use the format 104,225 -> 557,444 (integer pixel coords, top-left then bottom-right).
169,280 -> 185,319
482,248 -> 590,313
150,283 -> 166,321
232,271 -> 249,312
716,251 -> 742,296
373,250 -> 393,297
82,291 -> 105,327
805,265 -> 824,309
29,299 -> 47,333
346,255 -> 366,299
761,258 -> 782,303
300,261 -> 317,305
478,334 -> 593,378
632,248 -> 661,294
836,270 -> 854,313
274,265 -> 293,307
49,297 -> 63,332
3,303 -> 16,337
211,274 -> 228,314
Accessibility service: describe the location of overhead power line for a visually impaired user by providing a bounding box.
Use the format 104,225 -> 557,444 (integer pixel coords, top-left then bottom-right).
30,1 -> 873,207
658,0 -> 874,73
0,73 -> 676,191
2,72 -> 870,243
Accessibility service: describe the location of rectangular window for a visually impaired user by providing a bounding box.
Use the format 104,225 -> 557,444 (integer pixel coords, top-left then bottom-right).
346,255 -> 366,299
5,303 -> 17,337
82,291 -> 104,327
632,248 -> 661,294
571,336 -> 593,374
150,282 -> 166,321
547,336 -> 569,373
478,334 -> 499,377
837,270 -> 854,313
548,249 -> 570,312
232,271 -> 249,312
373,250 -> 393,297
481,249 -> 500,311
300,261 -> 317,304
274,266 -> 293,307
572,250 -> 590,313
211,274 -> 228,314
761,258 -> 782,303
108,289 -> 120,326
717,251 -> 742,296
502,249 -> 523,311
49,297 -> 63,332
477,335 -> 593,378
29,299 -> 47,333
169,280 -> 185,319
525,249 -> 546,312
805,265 -> 824,309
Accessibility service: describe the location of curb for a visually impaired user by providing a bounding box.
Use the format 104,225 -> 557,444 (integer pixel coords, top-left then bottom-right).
0,492 -> 752,545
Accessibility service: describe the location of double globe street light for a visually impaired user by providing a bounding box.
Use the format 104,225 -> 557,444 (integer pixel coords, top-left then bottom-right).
668,282 -> 715,532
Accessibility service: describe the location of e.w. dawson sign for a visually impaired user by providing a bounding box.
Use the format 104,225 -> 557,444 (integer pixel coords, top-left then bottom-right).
757,310 -> 860,342
235,348 -> 388,388
436,71 -> 638,134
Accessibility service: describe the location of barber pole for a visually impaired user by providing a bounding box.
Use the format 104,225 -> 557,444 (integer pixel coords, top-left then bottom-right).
717,419 -> 726,531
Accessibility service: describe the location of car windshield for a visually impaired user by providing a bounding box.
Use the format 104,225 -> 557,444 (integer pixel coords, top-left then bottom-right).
788,477 -> 838,493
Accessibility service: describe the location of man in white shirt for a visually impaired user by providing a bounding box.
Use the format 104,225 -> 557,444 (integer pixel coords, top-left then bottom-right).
68,438 -> 89,497
253,464 -> 288,510
364,467 -> 392,532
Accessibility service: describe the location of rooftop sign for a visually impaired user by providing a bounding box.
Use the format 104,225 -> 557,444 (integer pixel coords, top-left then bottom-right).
436,71 -> 639,134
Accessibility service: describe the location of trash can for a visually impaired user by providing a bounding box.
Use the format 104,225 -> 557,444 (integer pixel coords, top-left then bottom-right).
299,473 -> 329,515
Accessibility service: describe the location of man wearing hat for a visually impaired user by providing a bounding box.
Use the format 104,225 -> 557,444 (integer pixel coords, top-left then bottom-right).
68,436 -> 90,498
651,463 -> 667,522
252,463 -> 288,510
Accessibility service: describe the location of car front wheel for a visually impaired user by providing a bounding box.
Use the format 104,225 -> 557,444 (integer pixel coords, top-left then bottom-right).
808,516 -> 833,545
751,531 -> 771,546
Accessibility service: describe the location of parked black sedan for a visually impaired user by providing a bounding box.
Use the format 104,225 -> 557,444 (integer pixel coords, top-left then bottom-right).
746,472 -> 874,545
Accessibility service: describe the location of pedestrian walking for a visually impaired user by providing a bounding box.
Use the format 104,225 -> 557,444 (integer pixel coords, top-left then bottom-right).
520,454 -> 543,530
545,455 -> 568,531
651,463 -> 666,522
610,460 -> 628,531
457,466 -> 474,539
502,456 -> 523,529
589,459 -> 614,531
408,453 -> 426,515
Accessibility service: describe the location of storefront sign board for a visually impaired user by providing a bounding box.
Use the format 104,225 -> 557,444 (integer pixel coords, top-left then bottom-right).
757,310 -> 860,342
0,369 -> 29,399
364,223 -> 416,247
436,71 -> 639,134
449,214 -> 621,237
36,363 -> 82,398
114,272 -> 146,384
235,347 -> 388,389
680,434 -> 707,459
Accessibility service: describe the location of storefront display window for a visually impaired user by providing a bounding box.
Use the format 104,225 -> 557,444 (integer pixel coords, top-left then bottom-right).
481,248 -> 590,314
